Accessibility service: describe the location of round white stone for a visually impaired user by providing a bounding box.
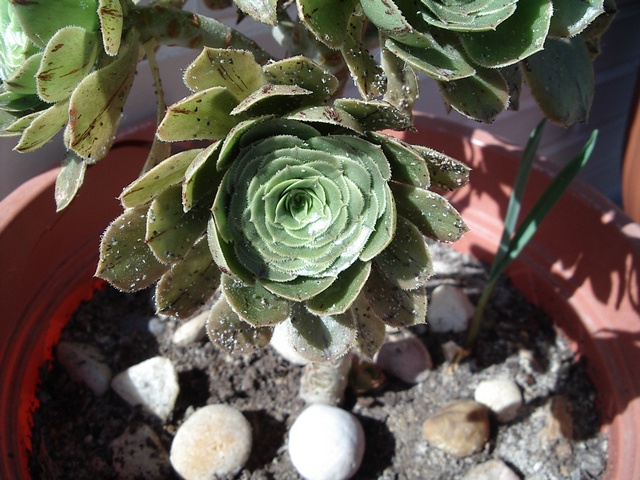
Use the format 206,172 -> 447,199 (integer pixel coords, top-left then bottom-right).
375,334 -> 432,384
288,403 -> 365,480
462,459 -> 520,480
56,341 -> 112,396
427,284 -> 475,333
474,378 -> 523,422
270,320 -> 309,365
170,404 -> 252,480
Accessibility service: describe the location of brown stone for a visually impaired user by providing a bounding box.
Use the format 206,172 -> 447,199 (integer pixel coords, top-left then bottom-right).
422,399 -> 490,457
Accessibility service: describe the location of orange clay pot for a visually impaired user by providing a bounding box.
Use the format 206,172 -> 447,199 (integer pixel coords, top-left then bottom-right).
1,115 -> 638,478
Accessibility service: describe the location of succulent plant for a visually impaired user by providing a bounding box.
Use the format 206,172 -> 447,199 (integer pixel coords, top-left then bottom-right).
96,48 -> 470,362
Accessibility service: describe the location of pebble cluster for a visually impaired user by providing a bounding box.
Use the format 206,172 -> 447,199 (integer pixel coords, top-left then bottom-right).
53,282 -> 581,480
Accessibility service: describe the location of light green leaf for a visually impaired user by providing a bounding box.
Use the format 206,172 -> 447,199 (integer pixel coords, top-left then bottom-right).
14,99 -> 69,152
233,0 -> 278,26
54,150 -> 86,212
157,87 -> 239,142
67,29 -> 138,161
120,149 -> 203,209
183,48 -> 267,98
221,274 -> 290,326
98,0 -> 124,55
549,0 -> 604,37
296,0 -> 359,49
369,132 -> 430,188
350,292 -> 386,358
96,205 -> 169,291
37,27 -> 99,102
146,185 -> 210,264
4,53 -> 42,95
183,142 -> 225,211
206,294 -> 273,354
306,261 -> 372,315
156,237 -> 221,318
286,106 -> 364,133
207,217 -> 256,285
230,84 -> 312,116
390,182 -> 468,242
414,146 -> 471,191
334,99 -> 413,132
264,56 -> 339,105
260,275 -> 337,302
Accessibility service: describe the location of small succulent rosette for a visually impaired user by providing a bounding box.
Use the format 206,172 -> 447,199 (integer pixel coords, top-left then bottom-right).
0,0 -> 136,161
97,48 -> 470,362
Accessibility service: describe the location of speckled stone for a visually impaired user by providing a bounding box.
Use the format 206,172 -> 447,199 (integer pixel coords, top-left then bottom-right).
56,341 -> 112,396
422,399 -> 490,457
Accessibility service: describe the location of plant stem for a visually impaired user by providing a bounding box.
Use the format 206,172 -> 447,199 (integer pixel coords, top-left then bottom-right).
129,4 -> 273,65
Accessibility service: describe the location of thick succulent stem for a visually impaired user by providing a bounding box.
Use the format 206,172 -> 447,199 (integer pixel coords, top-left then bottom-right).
129,4 -> 273,64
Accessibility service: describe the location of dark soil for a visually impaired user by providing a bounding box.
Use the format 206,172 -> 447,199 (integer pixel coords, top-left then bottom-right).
29,244 -> 607,479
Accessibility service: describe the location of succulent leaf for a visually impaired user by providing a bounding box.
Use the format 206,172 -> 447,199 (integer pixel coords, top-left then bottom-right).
221,273 -> 290,326
54,150 -> 86,212
230,84 -> 313,117
334,99 -> 413,132
183,142 -> 225,211
390,181 -> 468,242
233,0 -> 278,26
306,260 -> 372,315
438,67 -> 509,123
287,303 -> 356,363
183,48 -> 268,99
156,237 -> 221,318
414,146 -> 471,190
421,0 -> 517,32
363,264 -> 427,328
146,185 -> 210,263
4,52 -> 42,95
374,215 -> 433,290
286,106 -> 364,133
120,148 -> 203,209
350,292 -> 387,358
548,0 -> 604,38
156,87 -> 240,142
369,132 -> 431,189
98,0 -> 124,56
207,217 -> 256,285
14,98 -> 69,152
459,0 -> 553,68
296,0 -> 359,49
260,276 -> 338,302
523,36 -> 594,126
67,29 -> 138,161
264,56 -> 339,105
206,293 -> 273,354
96,205 -> 169,291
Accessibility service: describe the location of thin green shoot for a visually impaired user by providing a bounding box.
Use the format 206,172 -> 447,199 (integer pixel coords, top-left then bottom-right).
463,122 -> 598,349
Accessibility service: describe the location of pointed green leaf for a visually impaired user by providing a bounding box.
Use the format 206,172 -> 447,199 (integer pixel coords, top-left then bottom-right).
287,303 -> 355,363
260,275 -> 337,302
522,37 -> 594,126
98,0 -> 124,55
120,148 -> 203,209
4,53 -> 42,95
390,182 -> 468,242
146,185 -> 210,263
156,237 -> 221,318
54,150 -> 86,212
221,274 -> 290,326
359,185 -> 396,261
206,294 -> 273,354
183,48 -> 268,98
459,0 -> 553,68
549,0 -> 604,38
306,261 -> 372,315
438,68 -> 509,123
37,27 -> 99,102
215,116 -> 273,171
183,142 -> 225,211
67,30 -> 138,161
286,106 -> 363,133
363,265 -> 427,328
369,132 -> 430,188
14,99 -> 69,152
3,111 -> 40,136
264,56 -> 339,105
96,205 -> 168,291
207,217 -> 256,285
230,84 -> 312,116
296,0 -> 359,49
413,146 -> 471,191
335,99 -> 413,132
350,293 -> 386,359
381,41 -> 419,116
375,215 -> 433,290
157,87 -> 239,142
233,0 -> 278,26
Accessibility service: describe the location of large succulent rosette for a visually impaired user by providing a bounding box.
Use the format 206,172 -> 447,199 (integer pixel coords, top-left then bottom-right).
357,0 -> 617,124
97,48 -> 471,362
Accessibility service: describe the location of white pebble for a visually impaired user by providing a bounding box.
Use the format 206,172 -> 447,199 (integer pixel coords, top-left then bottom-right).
56,341 -> 112,396
288,404 -> 365,480
110,423 -> 170,479
172,310 -> 208,346
270,320 -> 309,365
111,356 -> 179,421
462,459 -> 520,480
148,315 -> 167,335
170,404 -> 252,479
474,378 -> 523,422
427,284 -> 474,332
375,334 -> 432,384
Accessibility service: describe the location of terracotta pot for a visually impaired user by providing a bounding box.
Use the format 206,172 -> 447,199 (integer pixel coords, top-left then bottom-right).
1,115 -> 638,478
